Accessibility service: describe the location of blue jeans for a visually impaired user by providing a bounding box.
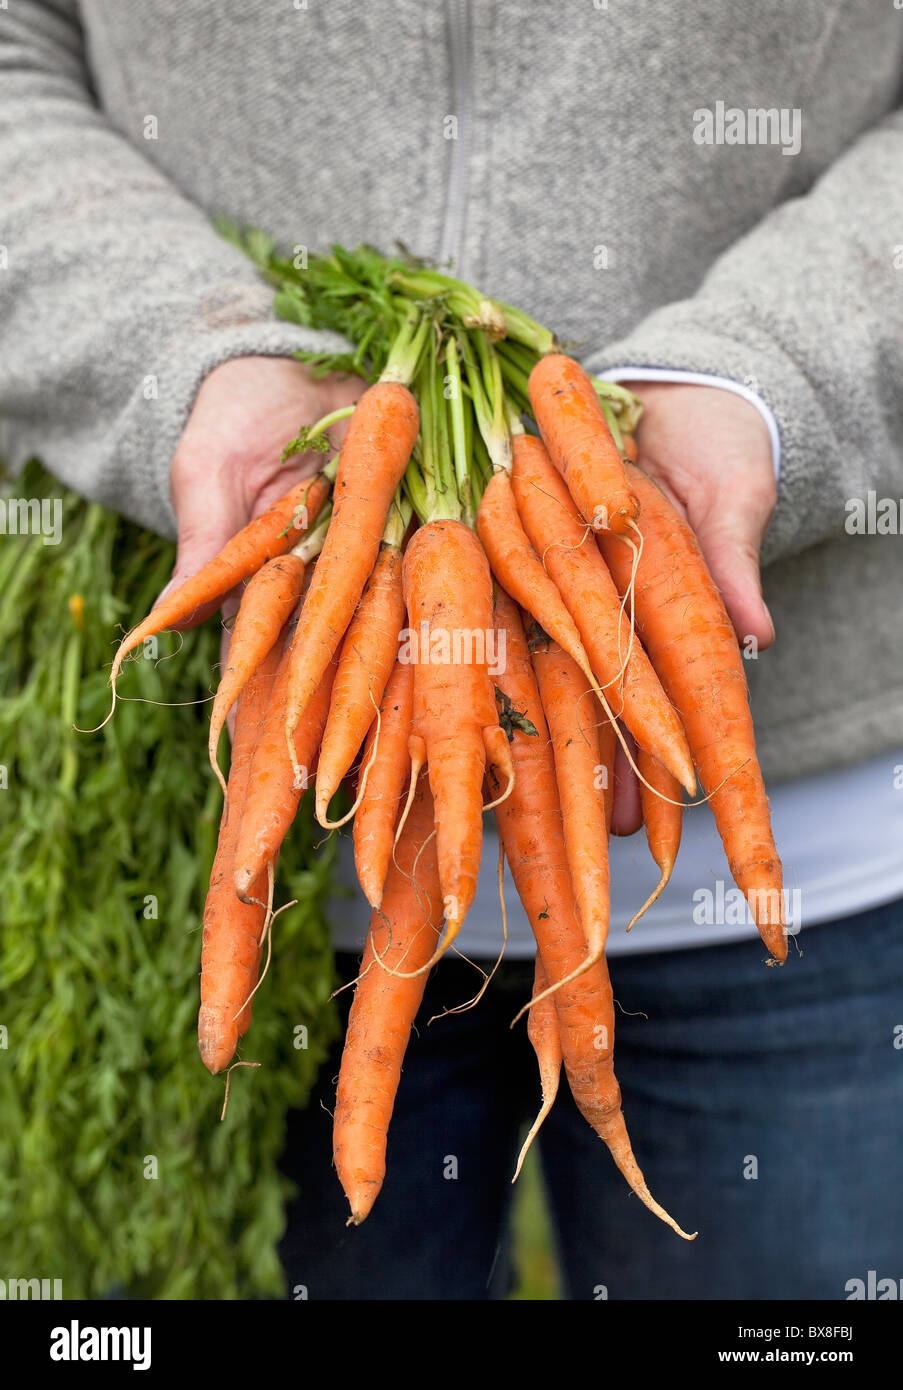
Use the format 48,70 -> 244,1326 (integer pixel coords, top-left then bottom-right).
278,897 -> 903,1299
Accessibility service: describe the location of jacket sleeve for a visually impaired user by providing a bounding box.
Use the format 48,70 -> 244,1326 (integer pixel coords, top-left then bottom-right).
0,1 -> 347,539
584,107 -> 903,567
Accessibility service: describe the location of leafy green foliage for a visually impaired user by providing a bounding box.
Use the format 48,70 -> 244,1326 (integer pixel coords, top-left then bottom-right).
219,224 -> 431,383
0,464 -> 337,1298
280,425 -> 332,462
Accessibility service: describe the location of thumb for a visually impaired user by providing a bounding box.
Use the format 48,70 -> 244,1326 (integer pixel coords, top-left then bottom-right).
690,503 -> 775,652
610,736 -> 643,836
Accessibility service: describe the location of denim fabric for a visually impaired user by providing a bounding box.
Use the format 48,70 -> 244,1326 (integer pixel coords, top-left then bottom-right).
279,897 -> 903,1300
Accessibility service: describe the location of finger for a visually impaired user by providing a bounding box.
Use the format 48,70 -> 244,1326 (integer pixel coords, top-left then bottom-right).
248,388 -> 360,520
250,460 -> 327,522
690,505 -> 775,652
610,737 -> 643,836
640,454 -> 776,653
160,476 -> 246,629
165,453 -> 321,620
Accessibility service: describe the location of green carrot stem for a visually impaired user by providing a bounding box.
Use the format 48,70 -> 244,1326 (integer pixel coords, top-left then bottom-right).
471,431 -> 493,492
444,336 -> 472,521
496,302 -> 557,356
417,346 -> 459,522
276,459 -> 337,540
505,399 -> 526,436
495,337 -> 540,375
390,270 -> 506,340
382,492 -> 413,549
381,304 -> 430,385
460,331 -> 510,474
472,331 -> 511,473
291,504 -> 333,561
458,329 -> 491,428
281,407 -> 354,462
589,375 -> 644,434
418,356 -> 436,515
599,399 -> 625,452
462,387 -> 474,478
497,352 -> 532,409
403,452 -> 430,524
431,337 -> 459,517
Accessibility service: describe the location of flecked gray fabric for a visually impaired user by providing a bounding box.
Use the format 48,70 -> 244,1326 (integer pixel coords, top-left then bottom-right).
1,0 -> 901,783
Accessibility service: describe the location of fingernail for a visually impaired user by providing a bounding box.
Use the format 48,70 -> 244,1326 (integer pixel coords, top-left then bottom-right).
763,602 -> 775,641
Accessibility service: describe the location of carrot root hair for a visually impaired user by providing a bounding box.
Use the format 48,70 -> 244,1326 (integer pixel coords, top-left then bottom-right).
219,1060 -> 261,1122
393,735 -> 426,852
429,836 -> 509,1021
624,863 -> 673,933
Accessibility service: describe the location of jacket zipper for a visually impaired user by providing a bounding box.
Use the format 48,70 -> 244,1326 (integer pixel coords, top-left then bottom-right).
437,0 -> 473,272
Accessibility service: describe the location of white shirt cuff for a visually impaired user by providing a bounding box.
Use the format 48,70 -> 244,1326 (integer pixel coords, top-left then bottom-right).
601,366 -> 782,482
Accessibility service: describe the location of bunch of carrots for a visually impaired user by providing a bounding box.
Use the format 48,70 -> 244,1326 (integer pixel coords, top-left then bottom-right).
106,241 -> 787,1240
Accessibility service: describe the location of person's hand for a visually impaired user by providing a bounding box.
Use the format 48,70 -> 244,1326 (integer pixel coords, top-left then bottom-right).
609,381 -> 777,834
166,357 -> 362,734
166,356 -> 362,623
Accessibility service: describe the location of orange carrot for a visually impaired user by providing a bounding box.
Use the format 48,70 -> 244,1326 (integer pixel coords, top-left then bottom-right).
512,433 -> 695,795
475,457 -> 594,682
353,658 -> 414,909
529,353 -> 638,535
284,382 -> 419,773
198,634 -> 286,1075
315,542 -> 405,826
530,632 -> 610,969
208,554 -> 307,795
512,956 -> 562,1182
233,627 -> 337,900
333,771 -> 443,1225
629,747 -> 683,930
622,433 -> 638,463
490,589 -> 694,1238
401,519 -> 513,964
111,471 -> 331,693
599,463 -> 787,963
598,713 -> 617,834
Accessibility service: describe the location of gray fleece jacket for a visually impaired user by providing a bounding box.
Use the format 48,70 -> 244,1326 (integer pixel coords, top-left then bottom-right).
1,0 -> 901,784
